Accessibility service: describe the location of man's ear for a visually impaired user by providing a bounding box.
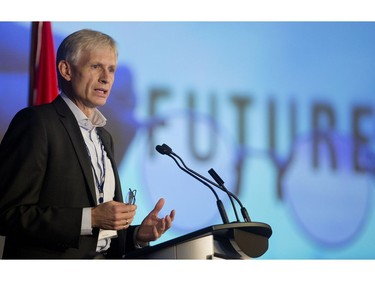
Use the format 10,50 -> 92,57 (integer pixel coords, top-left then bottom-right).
58,60 -> 72,81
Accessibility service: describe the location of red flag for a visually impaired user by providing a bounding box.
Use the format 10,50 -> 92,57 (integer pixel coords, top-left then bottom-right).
28,22 -> 58,106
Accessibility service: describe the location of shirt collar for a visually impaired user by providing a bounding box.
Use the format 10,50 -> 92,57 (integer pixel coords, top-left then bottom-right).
60,92 -> 107,130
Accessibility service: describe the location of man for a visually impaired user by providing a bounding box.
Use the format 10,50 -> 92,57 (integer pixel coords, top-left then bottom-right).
0,29 -> 175,259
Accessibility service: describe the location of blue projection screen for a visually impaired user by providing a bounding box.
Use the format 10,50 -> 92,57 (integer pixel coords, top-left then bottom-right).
1,22 -> 375,259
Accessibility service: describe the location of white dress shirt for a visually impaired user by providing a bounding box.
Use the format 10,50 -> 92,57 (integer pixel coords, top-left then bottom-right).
60,93 -> 116,252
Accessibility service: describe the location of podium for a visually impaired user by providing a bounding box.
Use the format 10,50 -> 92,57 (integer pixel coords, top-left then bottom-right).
125,222 -> 272,259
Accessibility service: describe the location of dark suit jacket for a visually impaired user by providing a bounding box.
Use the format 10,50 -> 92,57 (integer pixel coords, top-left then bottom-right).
0,96 -> 136,259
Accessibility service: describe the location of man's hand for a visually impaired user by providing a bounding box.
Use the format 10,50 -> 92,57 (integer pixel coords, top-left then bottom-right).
136,198 -> 175,243
91,201 -> 137,230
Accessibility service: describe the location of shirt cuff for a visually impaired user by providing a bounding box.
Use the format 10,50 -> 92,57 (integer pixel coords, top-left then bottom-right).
80,207 -> 93,235
133,226 -> 150,248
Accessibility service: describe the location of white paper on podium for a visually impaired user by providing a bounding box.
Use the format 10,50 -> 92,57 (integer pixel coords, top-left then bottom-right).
98,229 -> 118,240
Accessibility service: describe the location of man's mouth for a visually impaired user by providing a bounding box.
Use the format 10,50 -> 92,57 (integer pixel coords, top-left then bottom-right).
95,88 -> 108,95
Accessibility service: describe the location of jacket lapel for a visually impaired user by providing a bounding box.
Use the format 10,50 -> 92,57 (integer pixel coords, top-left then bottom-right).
52,96 -> 98,205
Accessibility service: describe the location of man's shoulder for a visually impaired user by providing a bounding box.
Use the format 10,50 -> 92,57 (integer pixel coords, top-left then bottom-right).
10,97 -> 71,128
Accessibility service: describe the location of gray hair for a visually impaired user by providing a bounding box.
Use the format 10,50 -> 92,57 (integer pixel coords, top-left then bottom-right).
56,29 -> 118,88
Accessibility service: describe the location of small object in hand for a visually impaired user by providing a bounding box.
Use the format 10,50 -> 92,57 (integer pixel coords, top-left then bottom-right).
125,188 -> 136,205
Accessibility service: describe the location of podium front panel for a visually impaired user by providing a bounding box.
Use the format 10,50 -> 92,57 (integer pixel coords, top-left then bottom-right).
143,235 -> 214,259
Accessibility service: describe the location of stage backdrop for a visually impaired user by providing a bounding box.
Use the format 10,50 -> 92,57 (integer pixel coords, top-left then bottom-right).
1,22 -> 375,259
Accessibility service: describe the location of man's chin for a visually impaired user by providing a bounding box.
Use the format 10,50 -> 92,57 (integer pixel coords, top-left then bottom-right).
95,97 -> 108,107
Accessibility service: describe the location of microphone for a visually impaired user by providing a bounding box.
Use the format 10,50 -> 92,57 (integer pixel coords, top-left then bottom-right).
208,168 -> 251,222
156,143 -> 251,223
155,144 -> 172,155
155,144 -> 230,224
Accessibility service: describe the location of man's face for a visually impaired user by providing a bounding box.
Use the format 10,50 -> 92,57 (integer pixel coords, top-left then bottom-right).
68,46 -> 117,113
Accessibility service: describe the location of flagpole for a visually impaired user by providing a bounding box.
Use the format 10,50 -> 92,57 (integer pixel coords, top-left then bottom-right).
28,22 -> 38,107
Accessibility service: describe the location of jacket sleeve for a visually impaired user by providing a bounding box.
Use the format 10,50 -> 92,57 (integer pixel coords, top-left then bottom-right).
0,107 -> 82,249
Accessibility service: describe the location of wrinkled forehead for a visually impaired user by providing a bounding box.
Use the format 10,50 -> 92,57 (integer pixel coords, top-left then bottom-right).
73,43 -> 118,65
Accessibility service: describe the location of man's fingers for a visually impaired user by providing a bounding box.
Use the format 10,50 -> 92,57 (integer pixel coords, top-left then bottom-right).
150,198 -> 165,215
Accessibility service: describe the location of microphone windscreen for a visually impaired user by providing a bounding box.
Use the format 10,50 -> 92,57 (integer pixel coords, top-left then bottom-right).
155,145 -> 165,154
161,143 -> 172,154
155,144 -> 172,155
